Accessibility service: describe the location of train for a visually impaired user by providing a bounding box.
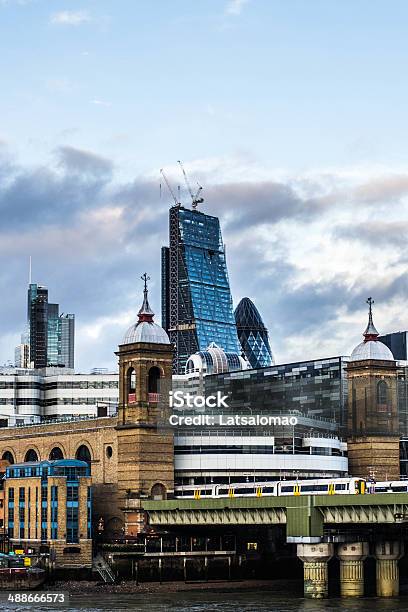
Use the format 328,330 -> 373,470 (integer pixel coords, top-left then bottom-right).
174,478 -> 408,499
175,477 -> 366,499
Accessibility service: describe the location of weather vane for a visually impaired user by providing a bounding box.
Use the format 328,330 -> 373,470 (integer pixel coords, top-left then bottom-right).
141,273 -> 150,293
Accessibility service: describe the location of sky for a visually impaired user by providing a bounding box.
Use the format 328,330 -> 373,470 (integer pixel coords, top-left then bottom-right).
2,0 -> 408,371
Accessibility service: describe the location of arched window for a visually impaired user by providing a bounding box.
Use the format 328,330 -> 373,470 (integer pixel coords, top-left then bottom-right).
377,380 -> 388,407
151,483 -> 166,500
25,449 -> 38,462
75,444 -> 91,464
148,367 -> 161,394
2,451 -> 14,464
49,447 -> 64,460
127,367 -> 136,403
127,367 -> 136,392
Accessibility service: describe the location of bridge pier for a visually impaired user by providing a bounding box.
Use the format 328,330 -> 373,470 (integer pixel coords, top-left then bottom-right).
337,542 -> 368,597
297,543 -> 333,599
374,541 -> 403,597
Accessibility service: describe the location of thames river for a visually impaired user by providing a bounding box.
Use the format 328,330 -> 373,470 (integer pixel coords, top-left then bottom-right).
3,592 -> 408,611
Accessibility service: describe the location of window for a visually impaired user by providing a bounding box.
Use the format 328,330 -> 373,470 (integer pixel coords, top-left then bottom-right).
127,368 -> 136,393
75,445 -> 91,465
2,451 -> 14,464
24,449 -> 38,462
377,380 -> 388,407
49,447 -> 64,460
148,367 -> 161,394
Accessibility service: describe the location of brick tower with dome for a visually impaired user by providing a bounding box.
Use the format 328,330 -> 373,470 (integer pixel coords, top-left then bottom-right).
115,273 -> 174,535
346,298 -> 400,481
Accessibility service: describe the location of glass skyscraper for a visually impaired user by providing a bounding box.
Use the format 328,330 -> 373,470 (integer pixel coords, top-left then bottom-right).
27,283 -> 75,369
235,297 -> 274,368
162,205 -> 239,373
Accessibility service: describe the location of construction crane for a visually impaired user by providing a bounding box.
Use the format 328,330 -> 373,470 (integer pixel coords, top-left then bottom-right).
160,168 -> 180,207
177,160 -> 204,209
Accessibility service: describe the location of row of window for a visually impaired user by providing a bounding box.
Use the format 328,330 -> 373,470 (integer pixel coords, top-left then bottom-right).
7,484 -> 87,544
0,397 -> 116,406
0,381 -> 118,390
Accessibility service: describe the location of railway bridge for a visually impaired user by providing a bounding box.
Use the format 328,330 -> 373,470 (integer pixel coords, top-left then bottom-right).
144,493 -> 408,599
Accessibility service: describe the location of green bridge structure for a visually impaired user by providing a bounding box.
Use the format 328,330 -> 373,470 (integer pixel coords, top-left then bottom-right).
144,493 -> 408,599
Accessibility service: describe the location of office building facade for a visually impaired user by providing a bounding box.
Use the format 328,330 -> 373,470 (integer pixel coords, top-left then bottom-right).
379,331 -> 408,361
4,459 -> 92,568
24,284 -> 75,369
0,368 -> 118,426
173,354 -> 349,483
162,205 -> 239,373
235,297 -> 274,368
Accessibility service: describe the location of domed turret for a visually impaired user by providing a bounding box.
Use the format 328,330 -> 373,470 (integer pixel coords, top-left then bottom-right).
350,297 -> 394,361
122,273 -> 170,346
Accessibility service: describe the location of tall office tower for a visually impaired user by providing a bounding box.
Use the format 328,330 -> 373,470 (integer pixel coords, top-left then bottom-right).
379,331 -> 408,361
162,205 -> 239,374
27,283 -> 75,369
235,297 -> 274,369
28,283 -> 49,369
47,302 -> 60,366
14,327 -> 30,368
59,313 -> 75,369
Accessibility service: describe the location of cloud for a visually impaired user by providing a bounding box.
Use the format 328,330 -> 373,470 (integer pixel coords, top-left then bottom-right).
50,10 -> 90,26
56,146 -> 113,177
354,174 -> 408,204
334,221 -> 408,249
225,0 -> 249,16
90,99 -> 112,108
1,149 -> 408,370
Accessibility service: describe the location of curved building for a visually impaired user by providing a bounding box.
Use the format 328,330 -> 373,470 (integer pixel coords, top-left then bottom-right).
185,342 -> 247,375
235,297 -> 274,369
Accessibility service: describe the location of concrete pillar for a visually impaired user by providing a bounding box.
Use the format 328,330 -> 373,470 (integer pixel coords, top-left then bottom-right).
374,541 -> 403,597
337,542 -> 368,597
297,543 -> 334,599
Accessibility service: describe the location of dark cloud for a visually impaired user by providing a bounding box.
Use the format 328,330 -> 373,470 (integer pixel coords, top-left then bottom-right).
334,221 -> 408,249
205,181 -> 316,231
56,146 -> 113,178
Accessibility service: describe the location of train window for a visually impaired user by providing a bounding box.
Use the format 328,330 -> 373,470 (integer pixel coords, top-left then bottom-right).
335,484 -> 347,490
281,486 -> 295,493
263,487 -> 275,494
218,488 -> 229,495
392,486 -> 407,492
301,484 -> 328,492
235,487 -> 255,495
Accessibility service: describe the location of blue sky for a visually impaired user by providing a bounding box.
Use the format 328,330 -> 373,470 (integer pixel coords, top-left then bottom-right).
1,0 -> 408,370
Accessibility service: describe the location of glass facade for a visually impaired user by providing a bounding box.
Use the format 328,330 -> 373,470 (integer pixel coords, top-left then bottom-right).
379,331 -> 407,360
28,284 -> 48,369
162,206 -> 239,373
27,284 -> 75,369
47,303 -> 60,367
235,297 -> 273,368
204,356 -> 349,431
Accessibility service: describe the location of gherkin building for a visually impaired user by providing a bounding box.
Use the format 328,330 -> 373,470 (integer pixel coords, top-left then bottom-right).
234,297 -> 274,369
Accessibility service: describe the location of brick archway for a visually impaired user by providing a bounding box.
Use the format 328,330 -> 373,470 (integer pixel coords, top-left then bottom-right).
24,445 -> 41,462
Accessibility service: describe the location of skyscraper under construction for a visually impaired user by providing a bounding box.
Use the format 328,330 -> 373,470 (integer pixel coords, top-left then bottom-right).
161,203 -> 239,374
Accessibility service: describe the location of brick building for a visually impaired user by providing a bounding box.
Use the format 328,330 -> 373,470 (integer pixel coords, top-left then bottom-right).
4,459 -> 91,568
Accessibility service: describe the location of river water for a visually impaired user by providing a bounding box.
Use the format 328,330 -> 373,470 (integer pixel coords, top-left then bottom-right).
3,592 -> 408,611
